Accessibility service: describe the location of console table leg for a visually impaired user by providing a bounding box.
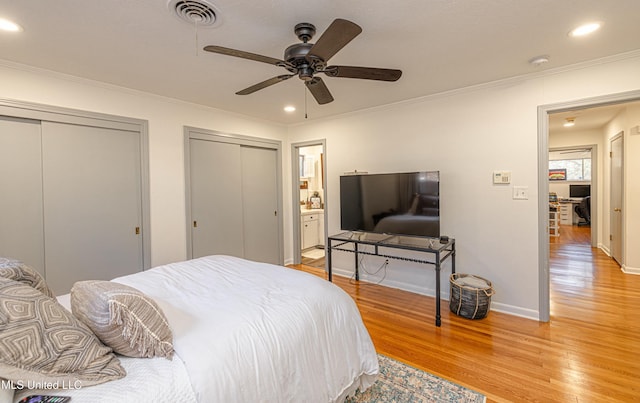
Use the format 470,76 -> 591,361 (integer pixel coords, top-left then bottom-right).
451,242 -> 456,274
354,243 -> 359,281
327,242 -> 333,282
435,262 -> 441,327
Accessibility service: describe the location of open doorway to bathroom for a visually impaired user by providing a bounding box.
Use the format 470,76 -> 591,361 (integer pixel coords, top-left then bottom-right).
291,141 -> 327,269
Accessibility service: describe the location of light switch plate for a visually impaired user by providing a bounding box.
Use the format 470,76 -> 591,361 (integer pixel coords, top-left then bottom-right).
513,186 -> 528,200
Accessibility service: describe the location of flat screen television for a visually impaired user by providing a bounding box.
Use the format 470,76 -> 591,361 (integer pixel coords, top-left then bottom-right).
340,171 -> 440,238
570,184 -> 590,198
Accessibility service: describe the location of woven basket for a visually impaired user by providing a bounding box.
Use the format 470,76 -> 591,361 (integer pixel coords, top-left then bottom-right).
449,273 -> 495,320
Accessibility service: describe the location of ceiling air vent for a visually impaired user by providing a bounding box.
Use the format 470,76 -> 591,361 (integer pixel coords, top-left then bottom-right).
168,0 -> 220,27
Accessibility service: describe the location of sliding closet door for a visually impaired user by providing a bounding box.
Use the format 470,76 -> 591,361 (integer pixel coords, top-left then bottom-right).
189,139 -> 244,259
41,122 -> 143,294
0,117 -> 45,274
241,146 -> 279,264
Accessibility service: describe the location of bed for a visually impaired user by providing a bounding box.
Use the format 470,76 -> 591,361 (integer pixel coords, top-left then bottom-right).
2,255 -> 378,402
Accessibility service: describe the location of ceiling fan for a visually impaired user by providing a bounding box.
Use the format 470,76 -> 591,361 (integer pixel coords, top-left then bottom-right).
203,18 -> 402,105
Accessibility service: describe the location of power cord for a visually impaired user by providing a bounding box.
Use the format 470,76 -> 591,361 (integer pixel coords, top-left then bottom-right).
349,255 -> 389,285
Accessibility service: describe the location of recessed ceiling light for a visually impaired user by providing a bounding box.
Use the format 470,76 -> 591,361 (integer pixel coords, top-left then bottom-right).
569,22 -> 601,37
0,17 -> 23,32
284,106 -> 296,113
563,118 -> 576,127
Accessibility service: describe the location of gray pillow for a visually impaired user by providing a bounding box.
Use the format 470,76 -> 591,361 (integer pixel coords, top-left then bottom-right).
0,257 -> 55,298
71,280 -> 174,359
0,277 -> 125,387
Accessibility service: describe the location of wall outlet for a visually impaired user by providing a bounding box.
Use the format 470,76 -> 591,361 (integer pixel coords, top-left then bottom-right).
513,186 -> 529,200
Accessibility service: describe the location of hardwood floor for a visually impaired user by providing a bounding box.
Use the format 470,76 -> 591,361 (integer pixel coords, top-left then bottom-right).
290,225 -> 640,402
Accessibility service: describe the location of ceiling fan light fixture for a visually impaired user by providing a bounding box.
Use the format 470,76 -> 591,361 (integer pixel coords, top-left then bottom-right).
563,118 -> 576,127
202,19 -> 402,105
284,106 -> 296,112
569,22 -> 601,37
168,0 -> 220,27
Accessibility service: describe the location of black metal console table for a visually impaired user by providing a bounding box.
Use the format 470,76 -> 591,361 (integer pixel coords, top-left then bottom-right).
327,232 -> 456,327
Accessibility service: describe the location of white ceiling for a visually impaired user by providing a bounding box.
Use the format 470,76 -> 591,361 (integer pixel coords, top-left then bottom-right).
2,0 -> 640,125
549,100 -> 640,133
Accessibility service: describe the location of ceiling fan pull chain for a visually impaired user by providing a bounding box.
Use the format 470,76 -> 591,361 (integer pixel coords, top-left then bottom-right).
304,85 -> 308,119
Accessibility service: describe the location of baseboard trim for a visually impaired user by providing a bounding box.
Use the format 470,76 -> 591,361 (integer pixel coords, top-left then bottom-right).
490,303 -> 539,321
598,244 -> 611,257
330,267 -> 541,321
621,265 -> 640,275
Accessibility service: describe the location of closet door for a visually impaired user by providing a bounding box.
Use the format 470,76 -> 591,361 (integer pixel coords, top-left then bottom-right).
41,122 -> 143,294
241,146 -> 279,264
190,139 -> 244,259
0,117 -> 45,274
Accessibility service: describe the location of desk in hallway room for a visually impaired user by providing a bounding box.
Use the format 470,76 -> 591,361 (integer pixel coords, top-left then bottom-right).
558,200 -> 582,225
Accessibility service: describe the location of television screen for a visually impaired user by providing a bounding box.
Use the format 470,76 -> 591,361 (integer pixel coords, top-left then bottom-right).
570,184 -> 590,198
340,171 -> 440,238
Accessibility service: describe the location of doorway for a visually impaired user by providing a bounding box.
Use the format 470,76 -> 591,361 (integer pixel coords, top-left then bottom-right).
547,146 -> 596,248
291,140 -> 327,269
538,91 -> 640,321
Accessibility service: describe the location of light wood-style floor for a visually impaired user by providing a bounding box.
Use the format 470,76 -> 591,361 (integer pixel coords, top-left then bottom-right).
290,225 -> 640,402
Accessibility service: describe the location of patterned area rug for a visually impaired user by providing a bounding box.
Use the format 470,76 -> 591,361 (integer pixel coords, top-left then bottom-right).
347,354 -> 486,403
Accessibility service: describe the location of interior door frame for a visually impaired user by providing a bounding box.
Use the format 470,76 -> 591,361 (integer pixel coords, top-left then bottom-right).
537,89 -> 640,322
184,126 -> 284,264
0,97 -> 151,270
291,139 -> 327,265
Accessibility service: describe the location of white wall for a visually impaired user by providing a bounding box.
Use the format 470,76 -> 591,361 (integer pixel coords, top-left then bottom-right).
286,53 -> 640,319
0,61 -> 287,267
624,104 -> 640,272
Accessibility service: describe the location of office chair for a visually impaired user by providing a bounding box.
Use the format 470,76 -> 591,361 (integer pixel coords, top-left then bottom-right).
575,196 -> 591,226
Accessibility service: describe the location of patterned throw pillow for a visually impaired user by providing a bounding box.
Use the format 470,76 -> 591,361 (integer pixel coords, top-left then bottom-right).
71,281 -> 174,359
0,257 -> 56,298
0,277 -> 126,387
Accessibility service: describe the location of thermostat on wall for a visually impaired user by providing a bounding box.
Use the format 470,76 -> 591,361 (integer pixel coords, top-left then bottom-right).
493,171 -> 511,184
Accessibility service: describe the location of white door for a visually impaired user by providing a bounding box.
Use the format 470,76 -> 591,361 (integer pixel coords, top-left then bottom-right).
241,146 -> 280,264
189,139 -> 244,259
42,122 -> 143,294
610,134 -> 623,265
0,117 -> 45,275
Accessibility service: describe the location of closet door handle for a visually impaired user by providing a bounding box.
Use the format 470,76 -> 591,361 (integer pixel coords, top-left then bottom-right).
193,221 -> 198,227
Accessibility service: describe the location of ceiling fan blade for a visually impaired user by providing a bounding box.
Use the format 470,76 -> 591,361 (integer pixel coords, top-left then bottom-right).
236,75 -> 294,95
307,19 -> 362,63
305,77 -> 334,105
203,45 -> 285,66
324,66 -> 402,81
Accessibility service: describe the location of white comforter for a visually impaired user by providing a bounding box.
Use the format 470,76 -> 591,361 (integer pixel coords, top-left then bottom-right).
114,255 -> 379,402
